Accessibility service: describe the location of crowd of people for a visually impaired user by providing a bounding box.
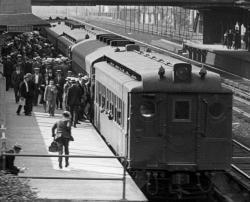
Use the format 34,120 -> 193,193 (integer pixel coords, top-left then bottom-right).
223,27 -> 249,50
2,31 -> 91,128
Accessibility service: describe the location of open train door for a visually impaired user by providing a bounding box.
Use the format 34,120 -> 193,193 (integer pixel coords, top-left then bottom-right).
197,94 -> 232,170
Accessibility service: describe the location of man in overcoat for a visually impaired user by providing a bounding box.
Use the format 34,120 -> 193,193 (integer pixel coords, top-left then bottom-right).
67,79 -> 83,127
11,65 -> 24,103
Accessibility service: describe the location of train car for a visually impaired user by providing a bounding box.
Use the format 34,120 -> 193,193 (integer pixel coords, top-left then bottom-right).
43,27 -> 60,47
57,36 -> 74,57
71,39 -> 107,74
86,46 -> 232,199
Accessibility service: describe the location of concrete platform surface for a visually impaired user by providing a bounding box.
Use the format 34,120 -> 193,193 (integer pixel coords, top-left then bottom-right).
4,90 -> 147,202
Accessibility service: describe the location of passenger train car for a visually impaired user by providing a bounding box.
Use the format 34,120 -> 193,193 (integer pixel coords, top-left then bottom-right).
43,20 -> 233,199
90,47 -> 232,199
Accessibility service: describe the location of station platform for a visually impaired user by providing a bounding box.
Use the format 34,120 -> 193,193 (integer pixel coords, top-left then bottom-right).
4,90 -> 147,201
183,41 -> 250,80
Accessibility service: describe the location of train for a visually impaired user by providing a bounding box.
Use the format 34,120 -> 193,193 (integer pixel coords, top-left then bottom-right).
42,19 -> 233,200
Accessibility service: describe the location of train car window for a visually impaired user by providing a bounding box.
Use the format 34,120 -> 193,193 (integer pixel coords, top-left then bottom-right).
114,95 -> 117,122
117,99 -> 122,125
110,92 -> 114,116
173,100 -> 191,121
122,102 -> 125,128
103,85 -> 106,107
209,102 -> 225,119
101,85 -> 106,109
140,102 -> 156,118
106,89 -> 110,110
97,82 -> 101,106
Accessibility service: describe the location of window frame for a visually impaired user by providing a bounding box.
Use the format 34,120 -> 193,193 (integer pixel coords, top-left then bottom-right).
172,98 -> 192,122
139,101 -> 156,119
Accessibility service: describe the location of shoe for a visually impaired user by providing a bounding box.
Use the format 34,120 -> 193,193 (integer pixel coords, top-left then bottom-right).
65,162 -> 69,167
59,163 -> 62,169
25,113 -> 32,116
16,112 -> 20,116
73,124 -> 76,128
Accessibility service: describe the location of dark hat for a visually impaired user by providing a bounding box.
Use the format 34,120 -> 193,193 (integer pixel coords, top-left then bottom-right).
13,144 -> 22,150
62,111 -> 71,118
24,73 -> 32,79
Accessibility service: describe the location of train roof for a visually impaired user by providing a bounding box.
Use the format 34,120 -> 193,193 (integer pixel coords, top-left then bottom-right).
85,46 -> 121,74
94,50 -> 229,93
71,39 -> 106,60
58,35 -> 74,46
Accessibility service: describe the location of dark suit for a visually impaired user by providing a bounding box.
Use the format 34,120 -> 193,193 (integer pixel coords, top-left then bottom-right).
3,60 -> 13,91
32,73 -> 43,106
55,76 -> 65,109
11,71 -> 24,103
19,80 -> 34,115
67,84 -> 83,126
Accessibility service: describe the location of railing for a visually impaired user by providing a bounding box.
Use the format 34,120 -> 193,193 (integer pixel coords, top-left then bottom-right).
0,149 -> 128,200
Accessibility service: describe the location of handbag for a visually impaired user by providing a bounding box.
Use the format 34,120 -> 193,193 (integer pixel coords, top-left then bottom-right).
48,140 -> 59,152
69,135 -> 74,141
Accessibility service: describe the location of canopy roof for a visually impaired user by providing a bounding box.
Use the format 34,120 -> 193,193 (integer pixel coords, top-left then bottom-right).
0,13 -> 49,26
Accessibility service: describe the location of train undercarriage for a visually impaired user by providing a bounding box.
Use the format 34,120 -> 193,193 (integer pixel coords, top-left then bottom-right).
128,169 -> 215,200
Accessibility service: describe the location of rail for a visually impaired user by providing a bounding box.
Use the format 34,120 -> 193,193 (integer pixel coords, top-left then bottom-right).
1,143 -> 128,200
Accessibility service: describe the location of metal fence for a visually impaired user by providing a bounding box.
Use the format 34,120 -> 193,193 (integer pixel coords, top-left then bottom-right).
1,151 -> 128,200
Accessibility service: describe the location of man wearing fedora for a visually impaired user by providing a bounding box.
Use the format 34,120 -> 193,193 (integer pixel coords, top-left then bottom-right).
11,64 -> 24,103
18,73 -> 33,116
32,67 -> 43,106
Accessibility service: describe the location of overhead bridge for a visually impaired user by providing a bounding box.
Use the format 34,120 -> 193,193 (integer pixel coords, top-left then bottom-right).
31,0 -> 250,8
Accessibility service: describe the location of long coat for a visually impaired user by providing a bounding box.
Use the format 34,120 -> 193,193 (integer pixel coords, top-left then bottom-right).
67,84 -> 82,106
19,81 -> 29,98
11,71 -> 24,89
44,85 -> 58,102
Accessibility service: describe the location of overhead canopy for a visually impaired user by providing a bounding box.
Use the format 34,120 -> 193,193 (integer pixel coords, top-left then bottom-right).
0,13 -> 49,27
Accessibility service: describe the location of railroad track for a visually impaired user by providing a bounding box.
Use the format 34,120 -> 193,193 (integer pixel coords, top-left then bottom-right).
72,17 -> 247,73
71,16 -> 250,96
231,139 -> 250,189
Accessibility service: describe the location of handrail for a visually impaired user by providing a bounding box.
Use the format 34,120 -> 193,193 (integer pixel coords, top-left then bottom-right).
1,153 -> 128,200
3,153 -> 125,158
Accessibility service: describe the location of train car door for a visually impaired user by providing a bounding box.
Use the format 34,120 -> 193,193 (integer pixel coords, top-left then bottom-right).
197,94 -> 232,170
129,93 -> 167,169
165,94 -> 197,166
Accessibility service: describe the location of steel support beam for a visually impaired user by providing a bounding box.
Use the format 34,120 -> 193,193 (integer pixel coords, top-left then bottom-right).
31,0 -> 238,7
